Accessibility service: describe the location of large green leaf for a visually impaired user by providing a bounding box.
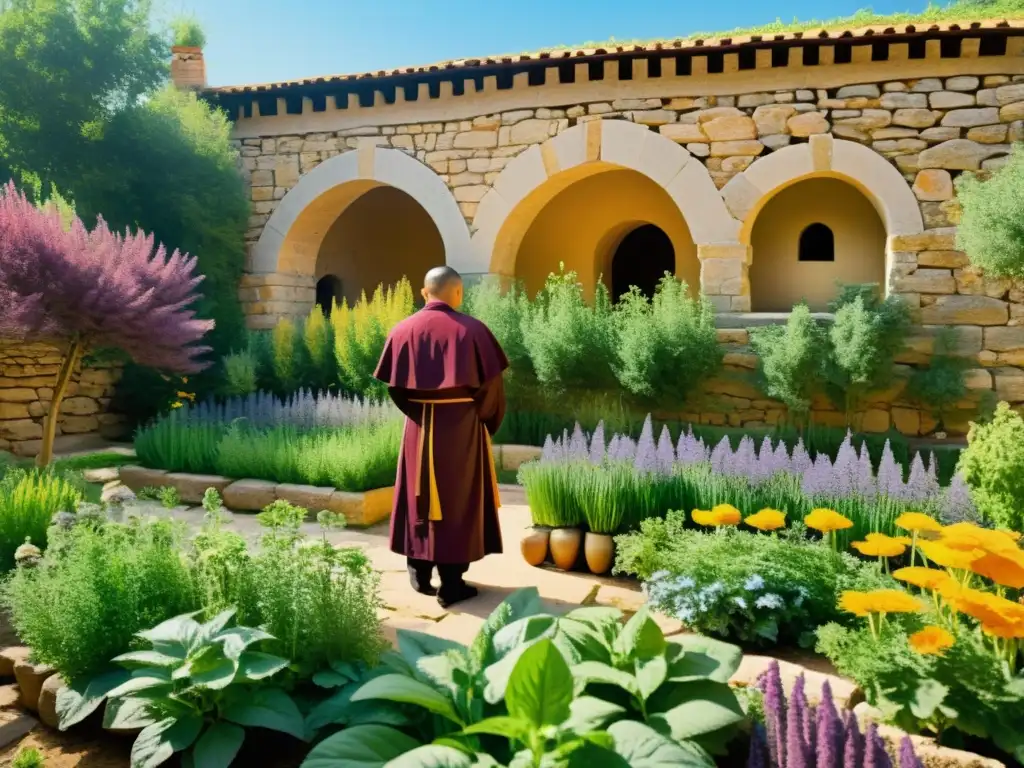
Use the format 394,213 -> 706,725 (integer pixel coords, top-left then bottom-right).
635,657 -> 668,702
313,670 -> 353,689
352,674 -> 463,725
613,609 -> 665,662
138,613 -> 203,652
607,721 -> 714,768
397,630 -> 466,668
56,668 -> 131,730
492,615 -> 557,658
237,651 -> 289,682
130,718 -> 178,768
562,697 -> 625,733
305,682 -> 360,731
563,607 -> 622,647
103,697 -> 157,731
113,650 -> 184,669
647,680 -> 744,741
222,687 -> 305,739
571,662 -> 638,697
302,724 -> 421,768
192,722 -> 245,768
416,652 -> 467,698
188,648 -> 238,691
506,639 -> 573,728
666,637 -> 742,684
216,626 -> 275,660
385,745 -> 475,767
497,587 -> 544,624
202,609 -> 237,640
107,669 -> 174,700
459,715 -> 532,742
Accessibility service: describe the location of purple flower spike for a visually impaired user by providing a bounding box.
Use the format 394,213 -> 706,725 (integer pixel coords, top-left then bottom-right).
762,661 -> 787,768
863,723 -> 892,768
541,435 -> 556,463
842,714 -> 863,768
748,723 -> 769,768
589,421 -> 606,465
710,436 -> 733,475
634,416 -> 656,472
569,422 -> 589,461
898,736 -> 922,768
655,425 -> 675,474
785,675 -> 809,768
815,681 -> 842,768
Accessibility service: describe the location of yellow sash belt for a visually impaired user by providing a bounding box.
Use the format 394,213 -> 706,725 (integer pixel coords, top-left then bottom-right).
409,398 -> 501,521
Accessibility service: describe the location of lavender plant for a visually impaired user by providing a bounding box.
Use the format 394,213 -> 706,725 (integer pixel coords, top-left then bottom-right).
0,182 -> 213,465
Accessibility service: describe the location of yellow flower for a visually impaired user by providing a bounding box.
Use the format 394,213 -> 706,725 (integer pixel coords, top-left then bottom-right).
946,587 -> 1024,627
909,626 -> 955,656
970,550 -> 1024,590
919,541 -> 984,571
981,618 -> 1024,640
692,509 -> 716,527
893,567 -> 954,592
710,504 -> 741,526
852,533 -> 907,558
896,512 -> 943,534
805,508 -> 854,534
940,522 -> 1018,555
838,589 -> 922,616
744,509 -> 787,531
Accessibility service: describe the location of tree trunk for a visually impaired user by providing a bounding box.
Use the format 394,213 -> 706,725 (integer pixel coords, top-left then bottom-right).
36,338 -> 83,468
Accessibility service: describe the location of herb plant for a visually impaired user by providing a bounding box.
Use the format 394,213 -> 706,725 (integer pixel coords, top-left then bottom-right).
0,468 -> 81,570
958,402 -> 1024,530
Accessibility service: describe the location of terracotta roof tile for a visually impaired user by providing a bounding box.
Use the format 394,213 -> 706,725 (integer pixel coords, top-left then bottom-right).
207,18 -> 1024,94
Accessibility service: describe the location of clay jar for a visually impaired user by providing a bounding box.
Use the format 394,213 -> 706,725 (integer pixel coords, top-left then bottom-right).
584,532 -> 614,575
548,527 -> 582,571
520,527 -> 550,567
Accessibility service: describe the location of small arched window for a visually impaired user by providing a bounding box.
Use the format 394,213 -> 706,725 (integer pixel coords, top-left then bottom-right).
798,223 -> 835,262
315,275 -> 343,317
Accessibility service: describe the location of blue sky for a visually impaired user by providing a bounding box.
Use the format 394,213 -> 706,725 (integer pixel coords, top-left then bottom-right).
180,0 -> 934,87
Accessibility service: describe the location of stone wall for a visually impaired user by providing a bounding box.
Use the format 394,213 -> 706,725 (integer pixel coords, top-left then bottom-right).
0,342 -> 126,457
231,69 -> 1024,435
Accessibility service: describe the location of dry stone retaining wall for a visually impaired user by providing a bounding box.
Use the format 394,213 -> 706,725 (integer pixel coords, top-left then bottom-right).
0,342 -> 125,456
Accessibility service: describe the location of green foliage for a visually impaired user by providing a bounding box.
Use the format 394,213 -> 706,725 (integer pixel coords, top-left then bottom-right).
615,512 -> 893,648
521,268 -> 618,394
826,288 -> 912,422
301,587 -> 741,766
222,349 -> 258,397
11,747 -> 44,768
461,277 -> 534,401
57,609 -> 301,768
135,419 -> 402,493
169,15 -> 205,47
956,144 -> 1024,279
958,401 -> 1024,529
615,276 -> 722,408
906,328 -> 971,429
0,469 -> 81,570
749,305 -> 827,423
3,517 -> 199,685
302,306 -> 335,393
271,319 -> 300,395
157,486 -> 180,509
816,620 -> 1024,761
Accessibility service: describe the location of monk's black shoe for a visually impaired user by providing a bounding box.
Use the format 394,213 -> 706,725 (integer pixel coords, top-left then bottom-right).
437,583 -> 478,608
409,575 -> 437,596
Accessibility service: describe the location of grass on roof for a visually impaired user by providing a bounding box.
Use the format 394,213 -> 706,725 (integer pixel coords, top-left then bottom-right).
553,0 -> 1024,53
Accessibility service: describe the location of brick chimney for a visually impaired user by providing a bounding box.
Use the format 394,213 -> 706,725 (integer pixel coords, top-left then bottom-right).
170,46 -> 207,91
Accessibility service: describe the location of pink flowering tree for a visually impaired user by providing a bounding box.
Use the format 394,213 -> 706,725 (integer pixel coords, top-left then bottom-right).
0,182 -> 213,466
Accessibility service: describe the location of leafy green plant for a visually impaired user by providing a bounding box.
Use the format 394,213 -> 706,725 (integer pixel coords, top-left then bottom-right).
906,327 -> 970,431
222,349 -> 258,397
749,304 -> 826,425
302,305 -> 335,393
958,401 -> 1024,530
170,15 -> 206,48
956,144 -> 1024,279
4,517 -> 199,685
302,587 -> 744,766
11,747 -> 44,768
463,277 -> 535,402
616,513 -> 893,647
0,468 -> 81,570
57,609 -> 303,768
157,486 -> 181,509
272,319 -> 299,395
614,275 -> 722,409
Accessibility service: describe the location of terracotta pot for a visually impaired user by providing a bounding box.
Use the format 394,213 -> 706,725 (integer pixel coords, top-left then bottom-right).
549,527 -> 582,571
520,527 -> 550,567
584,532 -> 615,575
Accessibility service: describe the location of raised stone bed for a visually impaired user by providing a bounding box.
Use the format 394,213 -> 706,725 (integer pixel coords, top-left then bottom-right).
493,444 -> 542,471
118,465 -> 393,527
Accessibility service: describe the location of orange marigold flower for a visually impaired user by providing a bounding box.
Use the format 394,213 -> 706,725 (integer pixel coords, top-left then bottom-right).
692,509 -> 716,527
970,550 -> 1024,590
710,504 -> 741,526
745,509 -> 787,531
896,512 -> 943,534
838,591 -> 871,617
893,567 -> 954,592
940,523 -> 1018,555
947,587 -> 1024,627
909,626 -> 955,656
852,533 -> 907,558
981,619 -> 1024,640
919,541 -> 984,571
805,508 -> 854,534
839,589 -> 922,616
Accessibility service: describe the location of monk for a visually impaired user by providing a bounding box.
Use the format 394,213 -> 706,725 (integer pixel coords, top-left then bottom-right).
374,266 -> 509,607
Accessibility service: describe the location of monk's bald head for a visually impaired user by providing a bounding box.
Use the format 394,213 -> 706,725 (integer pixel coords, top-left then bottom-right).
422,266 -> 464,309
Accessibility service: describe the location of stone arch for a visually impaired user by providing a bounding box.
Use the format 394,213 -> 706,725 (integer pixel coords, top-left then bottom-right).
468,120 -> 741,278
251,145 -> 473,278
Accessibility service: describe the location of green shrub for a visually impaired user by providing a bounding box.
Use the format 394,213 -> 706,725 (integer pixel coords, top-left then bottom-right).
463,277 -> 534,400
749,304 -> 826,424
615,275 -> 722,408
272,318 -> 299,394
302,305 -> 335,392
958,401 -> 1024,529
522,268 -> 617,394
170,15 -> 206,48
3,517 -> 199,685
956,144 -> 1024,279
905,327 -> 970,430
223,349 -> 258,397
616,512 -> 893,648
12,747 -> 44,768
0,469 -> 81,571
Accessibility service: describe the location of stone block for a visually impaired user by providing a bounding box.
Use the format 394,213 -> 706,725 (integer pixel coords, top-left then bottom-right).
920,295 -> 1009,326
659,123 -> 706,143
0,420 -> 41,441
892,269 -> 956,294
872,127 -> 919,140
963,369 -> 994,390
497,444 -> 542,471
709,140 -> 763,157
160,473 -> 231,505
38,673 -> 65,729
0,403 -> 29,420
892,407 -> 921,436
995,82 -> 1024,104
918,139 -> 1007,170
14,657 -> 55,713
327,486 -> 393,527
702,115 -> 756,141
946,76 -> 980,91
912,169 -> 953,201
1000,102 -> 1024,122
787,112 -> 829,136
929,91 -> 975,109
966,124 -> 1008,143
940,107 -> 1000,127
882,92 -> 929,109
509,119 -> 553,145
454,130 -> 497,149
631,110 -> 676,126
994,367 -> 1024,402
752,105 -> 796,135
275,483 -> 335,514
917,250 -> 968,268
0,710 -> 37,751
222,479 -> 278,512
983,326 -> 1024,352
60,415 -> 99,434
897,325 -> 983,364
919,126 -> 960,143
890,228 -> 958,252
0,646 -> 29,678
0,388 -> 37,403
893,109 -> 941,128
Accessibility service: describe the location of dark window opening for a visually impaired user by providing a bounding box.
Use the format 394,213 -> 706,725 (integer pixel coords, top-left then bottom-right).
618,57 -> 633,80
497,69 -> 514,89
357,88 -> 374,108
588,60 -> 604,81
798,223 -> 835,262
648,56 -> 662,78
285,95 -> 303,114
940,37 -> 962,58
908,38 -> 927,59
674,55 -> 691,76
803,45 -> 820,66
310,93 -> 327,112
871,41 -> 888,61
315,275 -> 344,317
771,46 -> 789,67
428,80 -> 441,98
611,224 -> 676,302
242,100 -> 253,119
403,83 -> 418,102
452,78 -> 466,96
706,52 -> 724,73
528,66 -> 546,86
738,47 -> 756,70
979,34 -> 1006,57
834,43 -> 852,63
256,96 -> 278,116
558,61 -> 575,83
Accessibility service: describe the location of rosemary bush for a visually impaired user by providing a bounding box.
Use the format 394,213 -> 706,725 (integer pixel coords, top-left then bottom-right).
0,468 -> 82,570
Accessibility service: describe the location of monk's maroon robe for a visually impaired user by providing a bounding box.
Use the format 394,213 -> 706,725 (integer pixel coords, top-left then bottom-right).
374,300 -> 509,564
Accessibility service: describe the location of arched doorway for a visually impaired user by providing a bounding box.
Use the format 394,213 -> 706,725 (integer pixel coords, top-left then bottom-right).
611,224 -> 675,301
315,275 -> 343,316
749,178 -> 887,312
